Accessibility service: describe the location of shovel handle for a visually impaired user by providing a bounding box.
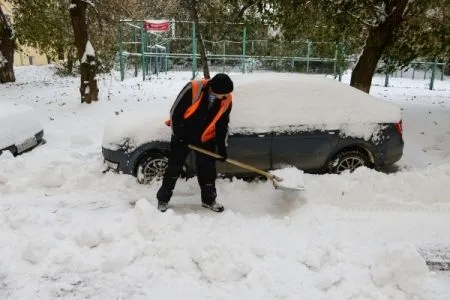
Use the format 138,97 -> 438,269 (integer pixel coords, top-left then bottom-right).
188,144 -> 279,181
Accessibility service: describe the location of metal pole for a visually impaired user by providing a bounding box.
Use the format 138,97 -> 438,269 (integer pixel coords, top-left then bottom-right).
167,40 -> 171,73
192,22 -> 197,80
134,27 -> 138,77
242,26 -> 247,74
430,59 -> 437,90
165,50 -> 168,74
223,40 -> 226,73
141,21 -> 146,81
384,57 -> 390,87
145,32 -> 149,78
156,48 -> 160,77
306,41 -> 311,73
338,39 -> 344,82
118,22 -> 124,81
333,44 -> 338,78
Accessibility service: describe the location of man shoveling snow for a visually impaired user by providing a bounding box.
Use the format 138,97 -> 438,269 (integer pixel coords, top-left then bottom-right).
156,73 -> 234,213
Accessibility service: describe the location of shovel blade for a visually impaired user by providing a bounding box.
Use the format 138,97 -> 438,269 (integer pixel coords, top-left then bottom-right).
269,167 -> 306,191
272,179 -> 305,191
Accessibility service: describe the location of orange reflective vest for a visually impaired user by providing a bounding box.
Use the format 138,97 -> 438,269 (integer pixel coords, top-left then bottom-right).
165,79 -> 232,143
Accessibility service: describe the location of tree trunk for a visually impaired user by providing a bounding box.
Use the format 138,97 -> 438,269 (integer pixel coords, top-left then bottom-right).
350,0 -> 410,93
350,28 -> 390,93
69,0 -> 98,103
66,47 -> 75,74
0,7 -> 15,83
190,0 -> 210,79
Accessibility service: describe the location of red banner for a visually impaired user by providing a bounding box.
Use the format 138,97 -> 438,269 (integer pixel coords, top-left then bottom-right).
144,20 -> 170,32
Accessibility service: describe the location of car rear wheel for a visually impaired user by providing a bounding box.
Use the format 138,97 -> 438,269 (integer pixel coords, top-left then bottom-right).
136,153 -> 169,184
328,150 -> 370,174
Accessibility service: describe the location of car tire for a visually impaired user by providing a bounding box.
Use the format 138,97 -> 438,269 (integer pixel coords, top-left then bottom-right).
136,152 -> 169,184
328,150 -> 370,174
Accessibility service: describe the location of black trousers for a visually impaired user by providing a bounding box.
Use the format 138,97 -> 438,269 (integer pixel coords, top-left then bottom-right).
157,135 -> 218,204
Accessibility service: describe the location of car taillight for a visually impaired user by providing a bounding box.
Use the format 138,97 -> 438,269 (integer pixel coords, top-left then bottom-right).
395,120 -> 403,136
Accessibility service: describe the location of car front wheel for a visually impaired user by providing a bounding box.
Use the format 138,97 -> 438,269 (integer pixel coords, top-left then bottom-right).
328,150 -> 370,174
136,153 -> 169,184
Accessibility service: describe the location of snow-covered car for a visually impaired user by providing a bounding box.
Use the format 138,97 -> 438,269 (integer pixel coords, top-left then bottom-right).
102,73 -> 404,184
0,101 -> 45,156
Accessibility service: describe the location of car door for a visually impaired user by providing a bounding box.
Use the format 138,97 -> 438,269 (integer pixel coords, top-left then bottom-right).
216,128 -> 272,176
271,127 -> 340,171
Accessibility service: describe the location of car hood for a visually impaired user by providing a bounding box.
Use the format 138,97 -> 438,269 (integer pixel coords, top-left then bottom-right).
102,112 -> 172,151
0,102 -> 43,150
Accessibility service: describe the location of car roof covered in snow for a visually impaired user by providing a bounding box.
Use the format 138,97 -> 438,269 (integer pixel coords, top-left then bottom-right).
230,72 -> 401,130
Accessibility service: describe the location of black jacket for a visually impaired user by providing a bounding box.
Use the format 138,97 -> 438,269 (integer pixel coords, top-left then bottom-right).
169,81 -> 232,150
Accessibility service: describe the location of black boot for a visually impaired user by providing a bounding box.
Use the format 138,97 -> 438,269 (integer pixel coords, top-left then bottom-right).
200,184 -> 224,212
201,201 -> 224,212
157,200 -> 169,212
157,186 -> 173,213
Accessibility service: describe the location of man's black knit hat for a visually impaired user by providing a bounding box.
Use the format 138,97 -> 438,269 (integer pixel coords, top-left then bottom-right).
210,73 -> 234,94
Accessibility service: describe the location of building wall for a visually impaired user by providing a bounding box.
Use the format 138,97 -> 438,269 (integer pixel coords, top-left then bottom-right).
1,0 -> 49,66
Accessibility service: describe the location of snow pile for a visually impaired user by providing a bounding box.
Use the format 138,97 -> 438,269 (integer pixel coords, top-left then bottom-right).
371,243 -> 429,296
270,166 -> 305,191
2,197 -> 435,299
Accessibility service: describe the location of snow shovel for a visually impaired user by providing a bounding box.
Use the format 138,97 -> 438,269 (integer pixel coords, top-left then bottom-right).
188,144 -> 305,191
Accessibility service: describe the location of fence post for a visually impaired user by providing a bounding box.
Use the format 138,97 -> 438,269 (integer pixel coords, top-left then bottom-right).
333,44 -> 338,78
192,22 -> 197,80
133,27 -> 138,77
430,59 -> 437,90
242,26 -> 247,74
165,49 -> 168,74
338,38 -> 345,82
141,21 -> 146,81
222,40 -> 226,73
384,57 -> 390,87
118,22 -> 124,81
306,40 -> 311,73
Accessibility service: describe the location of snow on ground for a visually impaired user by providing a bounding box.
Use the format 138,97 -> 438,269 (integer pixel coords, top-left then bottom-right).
0,66 -> 450,299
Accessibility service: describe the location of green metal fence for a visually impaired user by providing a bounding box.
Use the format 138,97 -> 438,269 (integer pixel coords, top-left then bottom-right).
117,20 -> 447,89
117,20 -> 349,80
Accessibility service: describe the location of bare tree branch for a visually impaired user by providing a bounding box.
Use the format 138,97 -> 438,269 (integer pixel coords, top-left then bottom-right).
344,9 -> 377,28
218,0 -> 255,41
